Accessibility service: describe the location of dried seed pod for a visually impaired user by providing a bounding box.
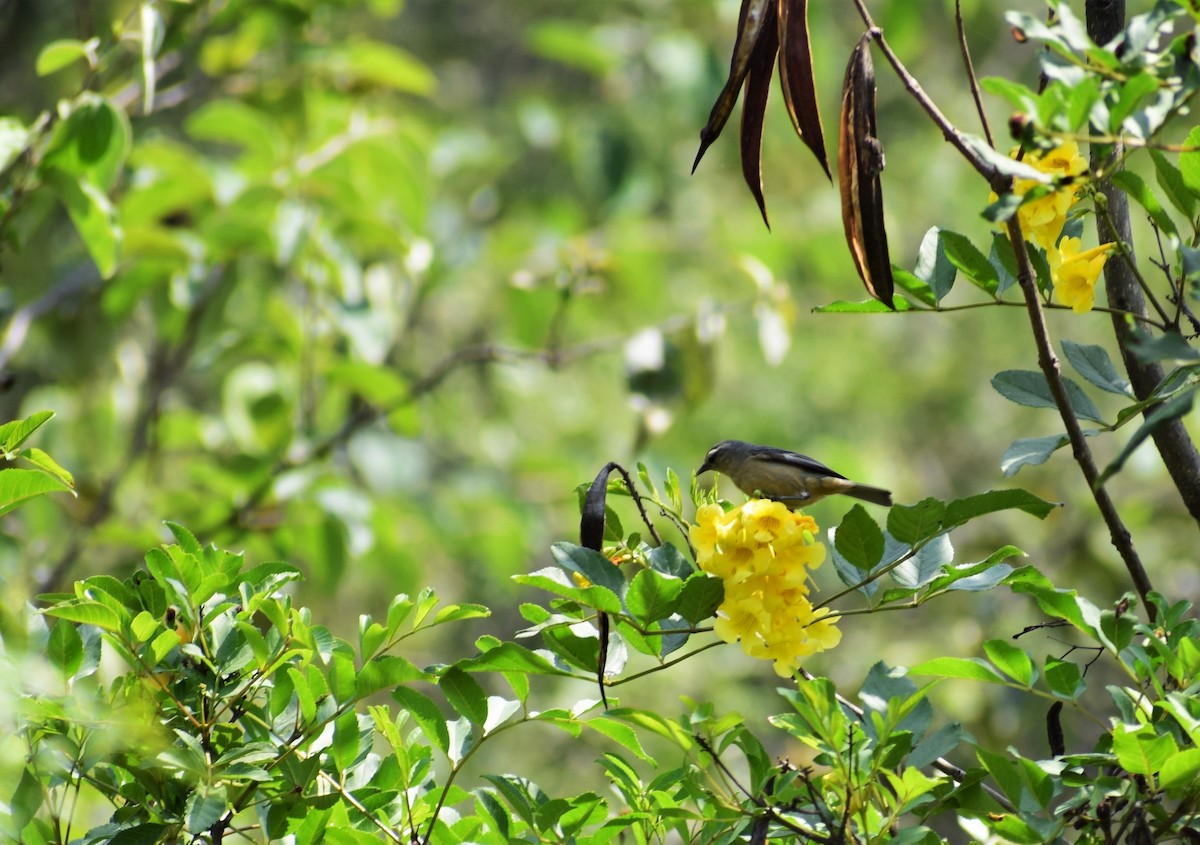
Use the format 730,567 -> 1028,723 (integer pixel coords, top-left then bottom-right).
777,0 -> 830,179
740,3 -> 779,227
838,33 -> 894,308
693,0 -> 774,173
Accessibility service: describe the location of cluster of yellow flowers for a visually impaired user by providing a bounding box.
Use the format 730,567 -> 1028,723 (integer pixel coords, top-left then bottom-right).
1004,140 -> 1114,313
690,500 -> 840,678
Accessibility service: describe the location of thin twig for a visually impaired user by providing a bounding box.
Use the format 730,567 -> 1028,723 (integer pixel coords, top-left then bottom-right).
206,338 -> 617,540
848,0 -> 998,187
955,0 -> 994,149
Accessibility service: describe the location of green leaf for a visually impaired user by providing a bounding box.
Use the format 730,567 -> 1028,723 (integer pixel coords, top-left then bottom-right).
149,629 -> 181,664
1111,169 -> 1178,238
8,768 -> 43,832
1127,329 -> 1200,363
1000,433 -> 1070,476
43,169 -> 122,278
527,20 -> 618,77
909,656 -> 1007,684
0,117 -> 30,174
130,610 -> 158,643
286,666 -> 316,723
833,505 -> 885,571
47,619 -> 83,678
991,369 -> 1106,423
625,569 -> 682,624
892,269 -> 937,307
943,489 -> 1058,529
439,666 -> 489,724
907,225 -> 955,302
646,544 -> 693,578
1108,71 -> 1160,133
1004,567 -> 1091,632
1112,723 -> 1177,777
936,547 -> 1021,592
886,498 -> 947,546
1098,388 -> 1195,485
1160,748 -> 1200,791
1065,76 -> 1100,131
989,233 -> 1019,295
892,534 -> 952,589
979,77 -> 1039,115
356,655 -> 430,698
392,686 -> 451,755
1044,657 -> 1084,700
1149,149 -> 1197,221
185,786 -> 228,835
311,41 -> 436,94
959,132 -> 1052,184
17,447 -> 75,488
41,599 -> 121,631
939,230 -> 998,294
550,543 -> 626,596
514,568 -> 623,614
456,642 -> 574,677
331,710 -> 362,773
586,716 -> 657,765
982,640 -> 1033,687
36,38 -> 99,76
1178,126 -> 1200,198
814,298 -> 912,313
676,574 -> 722,624
41,94 -> 130,189
0,411 -> 55,454
1061,340 -> 1132,396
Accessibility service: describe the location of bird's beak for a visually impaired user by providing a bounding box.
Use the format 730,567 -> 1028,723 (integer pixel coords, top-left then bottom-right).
697,458 -> 713,475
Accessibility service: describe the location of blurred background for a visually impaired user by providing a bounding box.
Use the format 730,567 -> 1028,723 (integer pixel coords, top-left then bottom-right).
2,0 -> 1196,792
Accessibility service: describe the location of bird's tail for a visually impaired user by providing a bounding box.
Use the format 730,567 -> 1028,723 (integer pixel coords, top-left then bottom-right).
844,484 -> 893,507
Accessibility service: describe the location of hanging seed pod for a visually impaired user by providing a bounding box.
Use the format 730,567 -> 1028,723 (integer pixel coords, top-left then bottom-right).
838,33 -> 894,308
777,0 -> 830,179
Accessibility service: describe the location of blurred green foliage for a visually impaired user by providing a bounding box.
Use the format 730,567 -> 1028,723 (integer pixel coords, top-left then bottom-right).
1,0 -> 1199,826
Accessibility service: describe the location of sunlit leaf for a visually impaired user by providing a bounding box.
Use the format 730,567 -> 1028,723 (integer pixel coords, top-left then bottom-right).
0,467 -> 75,517
36,38 -> 99,76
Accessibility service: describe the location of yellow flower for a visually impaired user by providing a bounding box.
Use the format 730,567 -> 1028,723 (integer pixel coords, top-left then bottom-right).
1049,237 -> 1114,313
990,140 -> 1089,250
740,499 -> 797,544
689,503 -> 735,563
692,499 -> 838,673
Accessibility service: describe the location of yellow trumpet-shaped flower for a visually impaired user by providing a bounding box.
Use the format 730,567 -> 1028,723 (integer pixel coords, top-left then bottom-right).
691,499 -> 838,675
990,140 -> 1089,250
1049,237 -> 1114,313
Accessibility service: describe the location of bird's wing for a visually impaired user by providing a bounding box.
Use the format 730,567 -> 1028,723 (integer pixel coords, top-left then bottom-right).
749,447 -> 848,480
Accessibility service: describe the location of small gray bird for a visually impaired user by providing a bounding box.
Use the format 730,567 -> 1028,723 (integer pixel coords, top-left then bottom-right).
698,439 -> 892,507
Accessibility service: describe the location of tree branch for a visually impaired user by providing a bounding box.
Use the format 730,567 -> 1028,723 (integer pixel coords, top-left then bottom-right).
1005,219 -> 1155,619
1085,0 -> 1200,530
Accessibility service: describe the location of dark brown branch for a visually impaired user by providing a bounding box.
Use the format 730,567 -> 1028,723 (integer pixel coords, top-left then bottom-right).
1085,1 -> 1200,530
1004,219 -> 1155,619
